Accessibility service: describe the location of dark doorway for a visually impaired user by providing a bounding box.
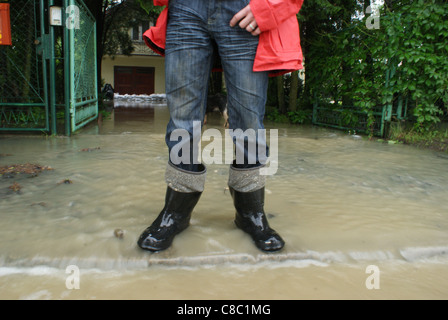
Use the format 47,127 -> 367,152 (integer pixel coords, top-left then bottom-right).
114,66 -> 155,95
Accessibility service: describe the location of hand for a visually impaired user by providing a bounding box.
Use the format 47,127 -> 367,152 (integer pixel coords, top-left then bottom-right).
229,4 -> 261,36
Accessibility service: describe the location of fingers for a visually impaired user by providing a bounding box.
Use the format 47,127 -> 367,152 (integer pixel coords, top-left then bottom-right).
229,4 -> 261,36
229,5 -> 248,27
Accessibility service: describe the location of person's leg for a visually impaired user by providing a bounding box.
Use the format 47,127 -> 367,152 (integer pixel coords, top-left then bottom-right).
165,0 -> 214,172
212,0 -> 285,251
138,0 -> 212,251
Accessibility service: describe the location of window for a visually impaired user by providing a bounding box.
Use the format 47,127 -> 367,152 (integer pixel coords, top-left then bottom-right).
132,21 -> 150,42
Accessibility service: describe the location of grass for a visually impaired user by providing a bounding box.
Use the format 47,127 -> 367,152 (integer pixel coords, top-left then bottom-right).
386,121 -> 448,153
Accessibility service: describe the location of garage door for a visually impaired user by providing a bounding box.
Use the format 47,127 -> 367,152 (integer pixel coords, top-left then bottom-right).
114,66 -> 155,95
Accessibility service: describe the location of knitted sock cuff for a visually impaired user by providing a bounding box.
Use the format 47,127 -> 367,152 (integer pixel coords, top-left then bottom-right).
165,162 -> 207,193
228,164 -> 266,193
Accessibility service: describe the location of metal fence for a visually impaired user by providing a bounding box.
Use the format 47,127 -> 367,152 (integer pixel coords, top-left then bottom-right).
0,0 -> 98,135
312,64 -> 409,137
0,0 -> 49,132
65,0 -> 98,133
310,11 -> 410,138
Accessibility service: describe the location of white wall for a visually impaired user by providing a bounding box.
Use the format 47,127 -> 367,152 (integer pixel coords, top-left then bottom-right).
101,54 -> 166,94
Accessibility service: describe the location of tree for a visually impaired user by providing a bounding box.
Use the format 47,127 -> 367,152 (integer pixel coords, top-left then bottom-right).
277,76 -> 286,114
288,70 -> 299,112
135,0 -> 164,17
85,0 -> 156,92
305,0 -> 448,135
298,0 -> 360,109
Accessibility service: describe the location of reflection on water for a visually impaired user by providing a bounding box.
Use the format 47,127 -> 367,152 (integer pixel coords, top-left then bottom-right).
1,103 -> 448,300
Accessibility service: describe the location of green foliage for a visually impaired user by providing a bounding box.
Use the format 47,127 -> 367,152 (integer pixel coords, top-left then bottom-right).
340,108 -> 359,128
135,0 -> 164,17
102,1 -> 152,58
306,0 -> 448,134
388,121 -> 448,153
266,108 -> 290,123
287,110 -> 312,124
267,72 -> 306,121
266,108 -> 312,125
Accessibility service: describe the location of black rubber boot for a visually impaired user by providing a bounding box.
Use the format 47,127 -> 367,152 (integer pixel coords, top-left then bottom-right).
137,187 -> 202,251
230,187 -> 285,252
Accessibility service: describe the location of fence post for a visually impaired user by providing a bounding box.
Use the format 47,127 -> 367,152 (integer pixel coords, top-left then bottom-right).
382,62 -> 396,137
40,0 -> 51,132
48,0 -> 58,134
63,0 -> 72,136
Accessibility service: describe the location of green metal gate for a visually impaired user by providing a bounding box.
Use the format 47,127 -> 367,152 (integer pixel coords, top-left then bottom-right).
0,0 -> 97,135
0,0 -> 49,132
64,0 -> 98,134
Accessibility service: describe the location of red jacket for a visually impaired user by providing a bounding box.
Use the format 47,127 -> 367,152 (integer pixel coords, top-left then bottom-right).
143,0 -> 304,77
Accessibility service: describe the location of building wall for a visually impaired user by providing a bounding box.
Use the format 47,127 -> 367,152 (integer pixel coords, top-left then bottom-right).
101,54 -> 165,94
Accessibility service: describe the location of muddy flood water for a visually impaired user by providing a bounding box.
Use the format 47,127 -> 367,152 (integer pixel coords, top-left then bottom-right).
1,102 -> 448,300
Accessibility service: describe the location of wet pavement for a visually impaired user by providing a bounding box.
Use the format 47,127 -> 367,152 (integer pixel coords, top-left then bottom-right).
1,103 -> 448,299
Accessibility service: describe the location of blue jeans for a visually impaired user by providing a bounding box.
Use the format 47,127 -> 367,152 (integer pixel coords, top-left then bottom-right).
165,0 -> 269,172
